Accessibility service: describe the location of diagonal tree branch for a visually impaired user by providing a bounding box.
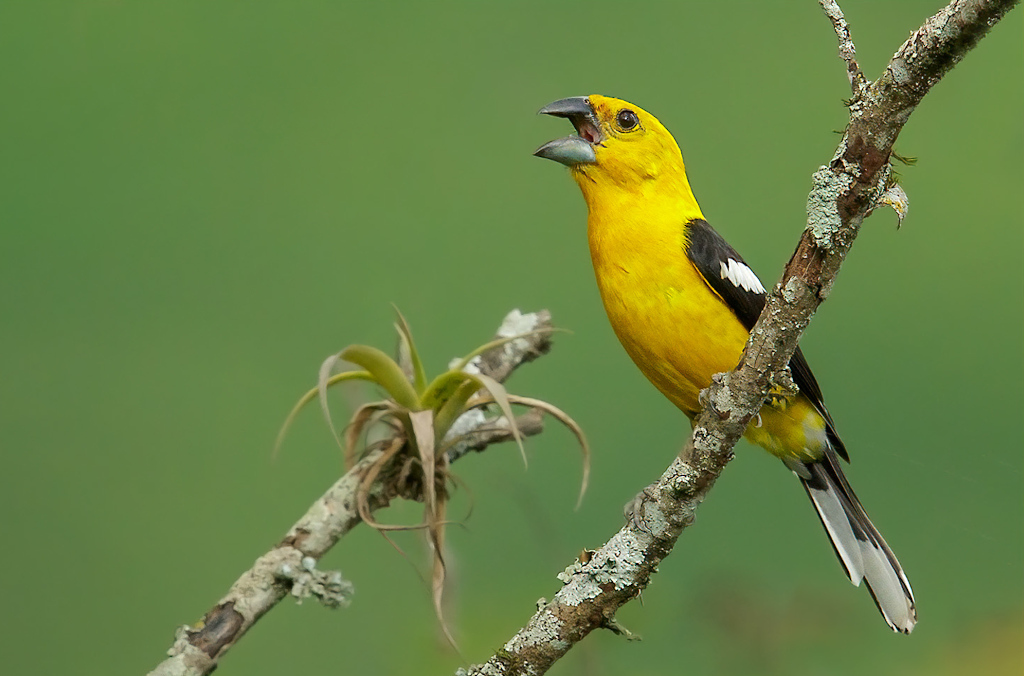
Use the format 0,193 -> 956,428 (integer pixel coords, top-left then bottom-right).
463,1 -> 1019,673
149,310 -> 555,676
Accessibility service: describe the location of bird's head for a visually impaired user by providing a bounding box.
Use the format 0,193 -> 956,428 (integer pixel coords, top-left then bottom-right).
534,95 -> 688,197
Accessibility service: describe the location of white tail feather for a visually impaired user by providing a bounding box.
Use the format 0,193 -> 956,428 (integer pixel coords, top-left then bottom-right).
859,538 -> 916,633
795,453 -> 917,634
805,484 -> 865,585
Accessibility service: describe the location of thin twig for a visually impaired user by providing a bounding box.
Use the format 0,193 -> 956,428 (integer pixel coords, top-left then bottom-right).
820,0 -> 867,94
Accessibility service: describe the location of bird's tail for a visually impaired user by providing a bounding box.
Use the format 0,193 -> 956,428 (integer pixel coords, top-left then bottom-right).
789,449 -> 917,634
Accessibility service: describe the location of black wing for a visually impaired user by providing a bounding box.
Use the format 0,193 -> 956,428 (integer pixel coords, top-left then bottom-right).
684,219 -> 848,461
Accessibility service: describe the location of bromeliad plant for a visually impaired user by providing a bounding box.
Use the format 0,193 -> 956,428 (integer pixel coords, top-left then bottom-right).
275,310 -> 589,646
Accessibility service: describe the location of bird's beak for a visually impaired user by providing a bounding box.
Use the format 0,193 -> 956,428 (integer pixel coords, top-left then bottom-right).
534,96 -> 600,166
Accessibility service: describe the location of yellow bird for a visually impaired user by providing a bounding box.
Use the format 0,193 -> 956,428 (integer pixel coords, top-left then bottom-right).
535,95 -> 916,634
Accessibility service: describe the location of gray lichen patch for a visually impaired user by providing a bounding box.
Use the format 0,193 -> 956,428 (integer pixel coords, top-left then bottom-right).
457,309 -> 545,375
504,607 -> 568,655
556,567 -> 604,606
667,460 -> 702,498
556,530 -> 650,607
496,308 -> 542,340
806,167 -> 852,250
276,557 -> 354,609
633,495 -> 674,536
781,277 -> 805,304
443,408 -> 489,442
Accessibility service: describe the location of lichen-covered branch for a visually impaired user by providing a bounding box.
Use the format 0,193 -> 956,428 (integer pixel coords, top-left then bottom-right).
148,310 -> 554,676
458,446 -> 718,676
463,1 -> 1017,673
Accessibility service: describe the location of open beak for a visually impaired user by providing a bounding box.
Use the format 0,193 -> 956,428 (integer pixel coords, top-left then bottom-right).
533,96 -> 601,166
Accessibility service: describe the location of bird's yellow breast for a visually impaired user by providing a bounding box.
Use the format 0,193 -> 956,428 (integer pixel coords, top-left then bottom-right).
585,196 -> 827,461
588,207 -> 748,416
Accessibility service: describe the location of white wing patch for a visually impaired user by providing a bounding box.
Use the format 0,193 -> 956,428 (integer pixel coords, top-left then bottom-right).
719,258 -> 766,294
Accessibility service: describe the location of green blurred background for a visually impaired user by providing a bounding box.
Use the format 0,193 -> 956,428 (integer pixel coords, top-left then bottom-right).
2,2 -> 1021,674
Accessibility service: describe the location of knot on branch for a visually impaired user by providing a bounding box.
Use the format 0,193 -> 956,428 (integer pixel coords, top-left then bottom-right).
665,461 -> 704,501
182,602 -> 245,659
698,372 -> 746,424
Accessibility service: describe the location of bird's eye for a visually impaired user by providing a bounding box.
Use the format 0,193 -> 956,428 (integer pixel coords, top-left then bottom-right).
616,109 -> 639,131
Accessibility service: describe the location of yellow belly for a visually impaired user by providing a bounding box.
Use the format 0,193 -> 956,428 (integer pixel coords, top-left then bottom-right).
588,217 -> 827,462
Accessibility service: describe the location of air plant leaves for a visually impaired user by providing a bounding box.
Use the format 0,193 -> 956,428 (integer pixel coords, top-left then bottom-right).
408,410 -> 438,526
430,378 -> 482,443
428,462 -> 458,651
355,436 -> 408,531
392,307 -> 427,394
420,369 -> 474,412
318,353 -> 347,453
344,401 -> 397,469
424,370 -> 528,467
406,408 -> 457,644
462,392 -> 590,508
274,369 -> 375,457
502,395 -> 591,509
337,344 -> 421,411
276,311 -> 583,653
465,372 -> 526,467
